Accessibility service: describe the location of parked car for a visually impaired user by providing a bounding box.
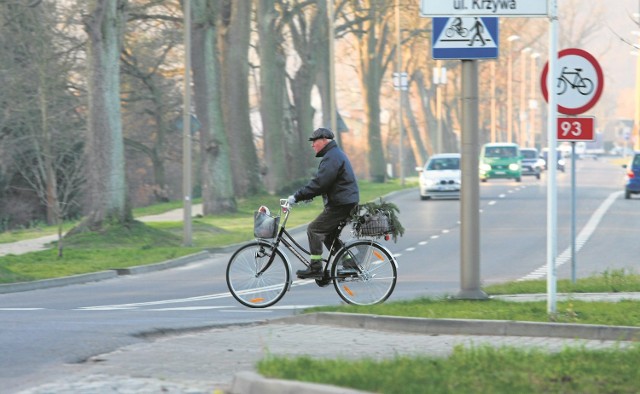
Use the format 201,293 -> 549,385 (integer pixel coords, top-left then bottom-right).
520,148 -> 542,179
416,153 -> 461,200
479,142 -> 522,182
541,148 -> 566,172
623,152 -> 640,199
610,146 -> 635,157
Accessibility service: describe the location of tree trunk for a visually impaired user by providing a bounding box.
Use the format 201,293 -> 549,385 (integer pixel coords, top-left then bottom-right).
288,2 -> 332,177
83,0 -> 130,227
402,89 -> 428,167
221,0 -> 260,197
191,0 -> 236,213
356,1 -> 389,183
257,0 -> 289,194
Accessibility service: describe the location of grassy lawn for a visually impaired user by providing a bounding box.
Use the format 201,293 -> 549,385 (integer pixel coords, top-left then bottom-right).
258,345 -> 640,394
0,179 -> 413,282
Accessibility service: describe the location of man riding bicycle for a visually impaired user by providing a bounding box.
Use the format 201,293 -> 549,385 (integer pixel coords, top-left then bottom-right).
287,127 -> 359,279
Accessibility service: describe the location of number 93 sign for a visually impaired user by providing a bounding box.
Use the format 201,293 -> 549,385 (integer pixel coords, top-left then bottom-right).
540,48 -> 604,115
557,116 -> 595,142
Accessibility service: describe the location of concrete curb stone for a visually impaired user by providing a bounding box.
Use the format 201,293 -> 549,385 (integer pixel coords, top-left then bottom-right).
273,312 -> 640,342
230,371 -> 372,394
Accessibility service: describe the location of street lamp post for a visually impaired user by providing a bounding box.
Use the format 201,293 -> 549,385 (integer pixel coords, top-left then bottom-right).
520,47 -> 531,146
395,0 -> 404,184
635,29 -> 640,151
491,60 -> 497,142
328,0 -> 337,143
529,52 -> 540,148
434,62 -> 447,152
507,35 -> 520,143
182,0 -> 192,246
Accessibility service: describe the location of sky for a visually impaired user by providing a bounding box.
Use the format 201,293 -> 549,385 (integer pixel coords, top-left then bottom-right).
576,0 -> 640,121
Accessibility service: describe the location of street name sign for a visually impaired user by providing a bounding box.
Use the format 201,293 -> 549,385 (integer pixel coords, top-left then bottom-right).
420,0 -> 548,17
557,116 -> 595,141
432,17 -> 498,59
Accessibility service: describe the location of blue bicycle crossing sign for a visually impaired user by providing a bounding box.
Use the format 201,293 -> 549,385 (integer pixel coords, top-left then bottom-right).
432,17 -> 498,60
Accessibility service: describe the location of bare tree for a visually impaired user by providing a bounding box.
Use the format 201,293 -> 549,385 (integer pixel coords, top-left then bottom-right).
220,0 -> 261,197
191,0 -> 236,213
256,0 -> 292,194
344,0 -> 394,182
80,0 -> 131,228
0,0 -> 86,243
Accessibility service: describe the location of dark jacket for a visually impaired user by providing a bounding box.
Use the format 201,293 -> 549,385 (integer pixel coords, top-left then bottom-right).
294,140 -> 359,207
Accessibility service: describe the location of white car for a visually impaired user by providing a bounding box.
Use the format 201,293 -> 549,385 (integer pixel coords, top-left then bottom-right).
416,153 -> 461,200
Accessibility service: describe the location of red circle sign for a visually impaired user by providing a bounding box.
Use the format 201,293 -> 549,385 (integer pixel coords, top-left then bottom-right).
540,48 -> 604,115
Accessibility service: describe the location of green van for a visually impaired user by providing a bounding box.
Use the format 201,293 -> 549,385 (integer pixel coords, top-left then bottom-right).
479,142 -> 522,182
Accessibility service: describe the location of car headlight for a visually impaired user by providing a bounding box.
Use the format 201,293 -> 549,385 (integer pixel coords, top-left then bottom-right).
480,163 -> 491,171
508,163 -> 520,171
558,159 -> 565,166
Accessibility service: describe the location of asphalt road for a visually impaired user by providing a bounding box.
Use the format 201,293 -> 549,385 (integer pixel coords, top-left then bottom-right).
1,156 -> 638,392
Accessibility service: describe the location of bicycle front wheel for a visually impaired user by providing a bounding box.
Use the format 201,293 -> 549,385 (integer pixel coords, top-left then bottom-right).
332,240 -> 397,306
226,241 -> 290,308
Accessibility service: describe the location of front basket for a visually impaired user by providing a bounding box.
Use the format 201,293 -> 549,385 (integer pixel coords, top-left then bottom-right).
254,211 -> 280,239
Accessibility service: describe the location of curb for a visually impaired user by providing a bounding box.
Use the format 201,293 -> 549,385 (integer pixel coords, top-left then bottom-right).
115,251 -> 211,275
274,312 -> 640,342
230,371 -> 371,394
0,270 -> 119,294
0,251 -> 211,294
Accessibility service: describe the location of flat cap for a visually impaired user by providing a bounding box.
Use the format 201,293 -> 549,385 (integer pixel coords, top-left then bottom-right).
308,127 -> 335,141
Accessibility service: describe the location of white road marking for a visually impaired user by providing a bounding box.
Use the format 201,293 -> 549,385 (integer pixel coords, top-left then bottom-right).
518,191 -> 623,281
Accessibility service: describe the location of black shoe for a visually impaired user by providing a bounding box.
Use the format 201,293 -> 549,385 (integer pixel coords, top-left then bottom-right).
340,256 -> 359,271
297,261 -> 323,278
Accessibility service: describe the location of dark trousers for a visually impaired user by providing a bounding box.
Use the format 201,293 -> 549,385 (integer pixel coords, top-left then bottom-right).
307,203 -> 357,260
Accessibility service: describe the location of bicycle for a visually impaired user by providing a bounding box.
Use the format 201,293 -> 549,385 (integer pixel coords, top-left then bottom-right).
226,199 -> 398,308
557,66 -> 594,96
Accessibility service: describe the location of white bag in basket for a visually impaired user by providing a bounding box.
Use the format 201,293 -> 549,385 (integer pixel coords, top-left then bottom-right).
254,206 -> 279,238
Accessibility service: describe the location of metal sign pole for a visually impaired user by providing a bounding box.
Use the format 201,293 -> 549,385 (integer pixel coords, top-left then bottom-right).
458,59 -> 486,300
547,0 -> 558,314
571,141 -> 577,284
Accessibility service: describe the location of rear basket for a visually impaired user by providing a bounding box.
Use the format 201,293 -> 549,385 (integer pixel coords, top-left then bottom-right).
354,212 -> 393,237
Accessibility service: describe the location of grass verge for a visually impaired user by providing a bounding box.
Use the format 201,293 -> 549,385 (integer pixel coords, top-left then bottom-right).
0,179 -> 413,282
258,344 -> 640,394
255,270 -> 640,393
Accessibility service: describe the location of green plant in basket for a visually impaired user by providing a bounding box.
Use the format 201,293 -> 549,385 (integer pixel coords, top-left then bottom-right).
351,198 -> 405,242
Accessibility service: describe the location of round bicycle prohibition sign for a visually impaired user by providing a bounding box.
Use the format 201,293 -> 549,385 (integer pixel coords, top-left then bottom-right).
540,48 -> 604,115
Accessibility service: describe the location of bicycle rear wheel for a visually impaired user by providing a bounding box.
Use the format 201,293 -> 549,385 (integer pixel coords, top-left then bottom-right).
226,241 -> 290,308
332,240 -> 397,305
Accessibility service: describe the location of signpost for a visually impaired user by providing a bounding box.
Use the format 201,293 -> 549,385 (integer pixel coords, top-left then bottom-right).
541,48 -> 604,115
420,0 -> 548,17
421,0 -> 562,314
542,49 -> 603,285
432,17 -> 499,59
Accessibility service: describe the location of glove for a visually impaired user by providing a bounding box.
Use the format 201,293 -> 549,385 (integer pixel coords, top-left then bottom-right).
287,195 -> 296,205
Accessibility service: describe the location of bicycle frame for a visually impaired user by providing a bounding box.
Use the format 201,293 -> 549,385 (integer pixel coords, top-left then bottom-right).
256,199 -> 350,278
